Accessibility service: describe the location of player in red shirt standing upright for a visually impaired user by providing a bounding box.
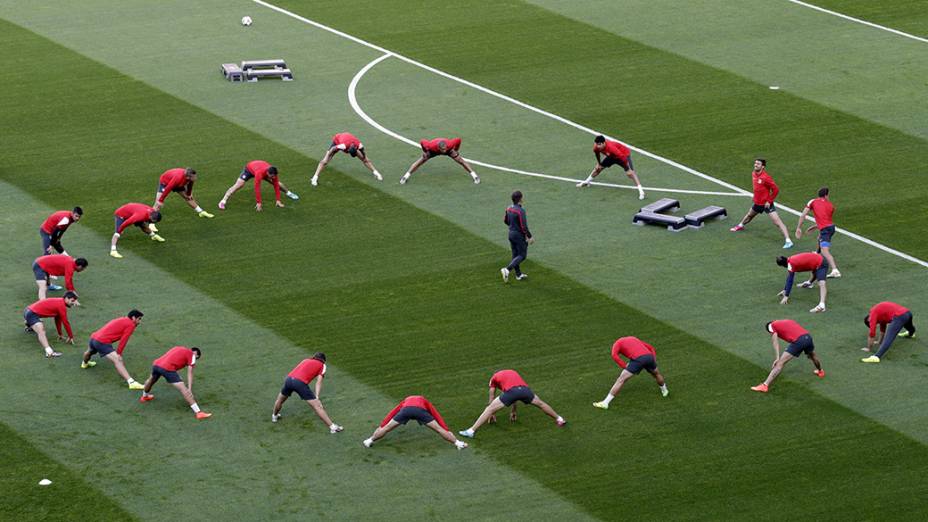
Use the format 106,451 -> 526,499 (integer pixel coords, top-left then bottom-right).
399,137 -> 480,185
40,207 -> 82,256
751,320 -> 824,393
730,159 -> 793,249
23,292 -> 79,358
861,301 -> 916,363
775,252 -> 827,313
110,203 -> 163,259
458,369 -> 565,439
271,352 -> 343,433
32,254 -> 87,300
218,160 -> 299,211
362,395 -> 467,449
139,346 -> 211,419
152,168 -> 214,218
593,336 -> 669,409
795,187 -> 840,279
311,132 -> 383,186
81,310 -> 146,390
577,135 -> 645,200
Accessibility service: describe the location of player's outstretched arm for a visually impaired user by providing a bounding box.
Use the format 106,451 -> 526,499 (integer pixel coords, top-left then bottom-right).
315,375 -> 324,398
795,207 -> 811,238
771,333 -> 781,364
187,366 -> 194,393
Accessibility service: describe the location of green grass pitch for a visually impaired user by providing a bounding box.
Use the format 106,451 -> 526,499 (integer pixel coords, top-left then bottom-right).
1,1 -> 927,520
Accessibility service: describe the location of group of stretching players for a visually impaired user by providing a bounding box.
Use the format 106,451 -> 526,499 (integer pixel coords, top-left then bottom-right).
20,132 -> 917,447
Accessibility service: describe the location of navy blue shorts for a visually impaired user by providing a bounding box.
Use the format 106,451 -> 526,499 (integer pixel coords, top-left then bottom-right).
157,182 -> 186,194
818,225 -> 836,248
813,258 -> 829,280
239,169 -> 254,181
391,406 -> 434,426
88,338 -> 116,357
32,262 -> 49,281
625,354 -> 658,375
600,154 -> 633,172
114,216 -> 126,234
786,334 -> 815,356
151,365 -> 182,384
331,141 -> 362,157
499,386 -> 535,406
751,203 -> 776,214
280,376 -> 316,400
24,309 -> 43,328
40,230 -> 63,254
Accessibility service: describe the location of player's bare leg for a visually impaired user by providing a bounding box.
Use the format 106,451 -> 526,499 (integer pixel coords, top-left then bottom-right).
821,245 -> 839,275
768,211 -> 793,247
465,397 -> 507,432
400,155 -> 429,184
178,194 -> 214,218
36,279 -> 48,300
530,396 -> 563,422
646,368 -> 670,396
735,208 -> 759,228
30,322 -> 59,357
272,393 -> 288,418
452,153 -> 480,184
807,352 -> 824,373
365,420 -> 400,446
310,149 -> 335,186
102,352 -> 137,383
626,169 -> 645,199
359,153 -> 383,181
761,352 -> 795,386
811,280 -> 827,312
426,421 -> 465,447
593,370 -> 635,409
219,178 -> 246,209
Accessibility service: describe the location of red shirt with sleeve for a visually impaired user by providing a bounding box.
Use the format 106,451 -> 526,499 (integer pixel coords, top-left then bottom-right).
246,160 -> 280,204
379,395 -> 449,430
805,197 -> 835,229
41,211 -> 74,234
598,140 -> 630,161
114,203 -> 155,234
153,346 -> 197,371
91,317 -> 138,355
420,138 -> 462,155
158,168 -> 193,203
787,252 -> 824,273
868,302 -> 910,337
770,319 -> 809,343
751,170 -> 779,205
27,297 -> 73,337
489,370 -> 528,391
36,255 -> 78,291
287,359 -> 326,384
332,132 -> 361,152
611,336 -> 656,369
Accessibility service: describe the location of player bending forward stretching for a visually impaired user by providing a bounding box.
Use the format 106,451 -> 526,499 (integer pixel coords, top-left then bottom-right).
363,395 -> 467,450
459,369 -> 565,439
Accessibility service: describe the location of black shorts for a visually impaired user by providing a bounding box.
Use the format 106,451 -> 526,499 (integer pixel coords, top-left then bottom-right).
813,258 -> 829,280
157,182 -> 186,194
151,365 -> 182,384
88,338 -> 116,358
280,376 -> 316,400
499,386 -> 535,406
751,203 -> 776,214
391,406 -> 434,426
239,169 -> 255,181
786,334 -> 815,356
24,309 -> 43,328
332,141 -> 363,158
32,262 -> 49,281
40,230 -> 63,254
625,354 -> 658,375
818,225 -> 836,248
600,154 -> 633,172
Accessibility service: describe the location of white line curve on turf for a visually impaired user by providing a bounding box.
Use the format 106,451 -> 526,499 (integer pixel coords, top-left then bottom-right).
348,54 -> 747,198
255,0 -> 928,269
787,0 -> 928,44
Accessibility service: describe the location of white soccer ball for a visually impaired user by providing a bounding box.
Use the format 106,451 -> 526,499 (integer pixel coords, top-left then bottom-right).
241,16 -> 253,26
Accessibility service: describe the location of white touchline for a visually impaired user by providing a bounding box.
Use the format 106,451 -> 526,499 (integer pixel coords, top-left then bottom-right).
255,0 -> 928,269
787,0 -> 928,44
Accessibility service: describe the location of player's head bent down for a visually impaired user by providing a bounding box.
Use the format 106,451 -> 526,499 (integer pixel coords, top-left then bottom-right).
63,291 -> 79,306
511,190 -> 523,204
312,352 -> 326,362
267,166 -> 278,177
149,210 -> 162,223
75,258 -> 89,271
863,315 -> 870,328
72,206 -> 83,221
765,321 -> 774,333
191,347 -> 202,358
184,168 -> 197,180
775,256 -> 788,268
818,187 -> 829,198
128,309 -> 144,324
593,134 -> 606,151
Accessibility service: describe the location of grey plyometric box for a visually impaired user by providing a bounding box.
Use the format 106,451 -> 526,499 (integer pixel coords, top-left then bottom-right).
221,63 -> 244,82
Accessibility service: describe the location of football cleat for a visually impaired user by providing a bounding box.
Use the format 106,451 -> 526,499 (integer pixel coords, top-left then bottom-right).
198,210 -> 215,219
150,234 -> 165,242
729,224 -> 744,232
500,267 -> 510,283
814,369 -> 825,378
471,174 -> 480,185
899,330 -> 915,339
458,429 -> 475,439
218,200 -> 226,210
399,174 -> 409,185
310,177 -> 318,187
592,401 -> 609,410
515,273 -> 528,281
827,269 -> 842,278
330,424 -> 344,434
810,304 -> 826,313
45,351 -> 62,358
195,412 -> 212,420
860,356 -> 881,364
286,191 -> 300,200
363,438 -> 373,448
782,240 -> 794,249
750,383 -> 769,393
556,418 -> 567,427
139,394 -> 155,402
48,284 -> 63,292
271,414 -> 281,423
373,172 -> 383,181
797,281 -> 814,288
128,381 -> 145,390
80,361 -> 97,369
109,250 -> 123,259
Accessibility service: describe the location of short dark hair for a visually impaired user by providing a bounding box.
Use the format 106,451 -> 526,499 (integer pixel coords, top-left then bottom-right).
185,168 -> 197,177
765,321 -> 773,332
75,258 -> 88,268
863,315 -> 870,328
191,347 -> 202,357
511,190 -> 523,204
267,166 -> 278,175
818,187 -> 829,198
776,256 -> 788,267
63,291 -> 78,300
73,206 -> 83,215
756,158 -> 766,166
347,145 -> 358,156
313,352 -> 327,363
128,309 -> 144,319
594,135 -> 606,144
149,210 -> 162,223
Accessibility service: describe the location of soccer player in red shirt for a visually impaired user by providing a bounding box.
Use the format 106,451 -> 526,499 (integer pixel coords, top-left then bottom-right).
271,352 -> 343,433
399,137 -> 479,185
139,346 -> 211,419
362,395 -> 467,449
751,320 -> 824,393
218,160 -> 299,211
730,159 -> 793,249
23,292 -> 79,358
861,302 -> 916,363
311,132 -> 383,186
32,254 -> 87,300
795,187 -> 840,279
775,252 -> 827,312
593,336 -> 668,409
458,369 -> 565,439
110,203 -> 163,259
577,135 -> 645,200
40,207 -> 82,256
81,310 -> 146,390
152,168 -> 214,218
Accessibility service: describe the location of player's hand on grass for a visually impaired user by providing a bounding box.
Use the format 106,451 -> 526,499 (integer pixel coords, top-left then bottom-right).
509,410 -> 518,422
794,228 -> 802,239
255,203 -> 263,212
528,237 -> 535,245
488,414 -> 496,424
276,200 -> 285,208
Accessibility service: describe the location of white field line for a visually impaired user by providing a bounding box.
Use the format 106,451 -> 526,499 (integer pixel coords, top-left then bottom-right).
787,0 -> 928,44
255,0 -> 928,269
348,54 -> 745,198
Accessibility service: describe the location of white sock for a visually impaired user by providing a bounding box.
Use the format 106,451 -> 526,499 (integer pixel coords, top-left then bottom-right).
364,438 -> 373,445
556,416 -> 564,423
111,245 -> 117,251
329,423 -> 338,430
660,384 -> 668,392
470,171 -> 477,177
194,206 -> 203,213
149,232 -> 157,237
373,170 -> 381,176
127,378 -> 136,384
191,403 -> 201,413
819,302 -> 825,308
44,346 -> 54,355
602,394 -> 615,405
403,172 -> 410,178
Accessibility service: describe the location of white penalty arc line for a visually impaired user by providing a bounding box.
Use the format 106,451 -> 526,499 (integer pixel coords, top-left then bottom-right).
347,54 -> 744,198
787,0 -> 928,44
255,0 -> 928,269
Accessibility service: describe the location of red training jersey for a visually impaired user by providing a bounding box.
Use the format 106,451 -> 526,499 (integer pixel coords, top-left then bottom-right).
287,359 -> 326,384
332,132 -> 361,152
598,140 -> 630,160
380,395 -> 449,430
158,168 -> 193,203
611,336 -> 656,369
787,252 -> 823,273
868,302 -> 910,337
153,346 -> 197,372
246,160 -> 280,204
36,255 -> 79,291
41,210 -> 75,234
489,369 -> 528,391
114,203 -> 155,234
751,170 -> 779,205
805,197 -> 835,229
91,317 -> 138,355
27,297 -> 73,337
420,137 -> 462,155
770,319 -> 809,343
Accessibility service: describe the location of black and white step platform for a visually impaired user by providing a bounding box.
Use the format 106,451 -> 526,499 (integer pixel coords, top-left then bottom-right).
222,59 -> 293,82
632,198 -> 726,231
